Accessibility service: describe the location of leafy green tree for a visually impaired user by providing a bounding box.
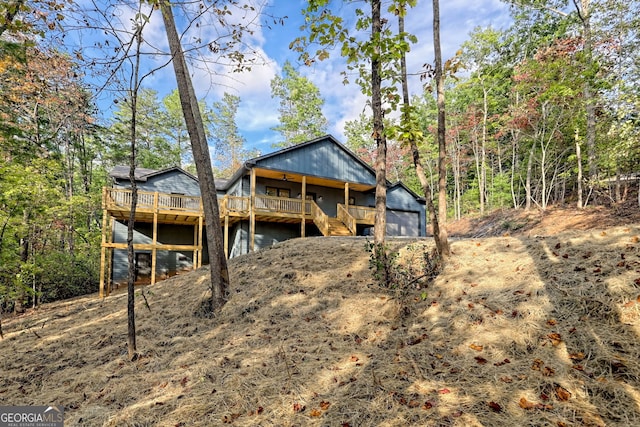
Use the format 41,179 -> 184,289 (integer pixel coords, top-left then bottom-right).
293,0 -> 418,247
270,61 -> 328,147
210,92 -> 257,177
109,88 -> 182,169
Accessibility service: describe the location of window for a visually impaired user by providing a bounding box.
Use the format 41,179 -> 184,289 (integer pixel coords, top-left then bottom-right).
348,196 -> 355,205
266,186 -> 277,196
266,186 -> 290,198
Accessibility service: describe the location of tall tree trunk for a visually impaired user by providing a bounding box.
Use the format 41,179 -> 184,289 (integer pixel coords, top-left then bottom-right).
432,0 -> 451,256
161,3 -> 229,313
576,0 -> 598,192
398,12 -> 448,257
575,128 -> 583,208
126,26 -> 144,362
371,0 -> 387,246
525,144 -> 535,210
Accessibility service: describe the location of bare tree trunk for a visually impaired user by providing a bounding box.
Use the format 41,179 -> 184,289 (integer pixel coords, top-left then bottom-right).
371,0 -> 387,246
126,27 -> 144,362
575,0 -> 598,194
575,129 -> 583,208
432,0 -> 450,257
161,3 -> 229,314
525,144 -> 535,211
399,12 -> 448,257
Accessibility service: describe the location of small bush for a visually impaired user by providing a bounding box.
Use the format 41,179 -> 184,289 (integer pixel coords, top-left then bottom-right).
365,241 -> 442,314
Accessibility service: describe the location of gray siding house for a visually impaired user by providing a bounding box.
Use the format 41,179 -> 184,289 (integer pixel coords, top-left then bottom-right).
99,135 -> 426,296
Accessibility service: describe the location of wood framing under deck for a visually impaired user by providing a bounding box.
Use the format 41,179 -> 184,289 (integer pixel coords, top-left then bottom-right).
100,180 -> 376,297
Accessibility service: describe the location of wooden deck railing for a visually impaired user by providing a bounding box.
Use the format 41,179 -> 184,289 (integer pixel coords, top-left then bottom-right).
254,195 -> 304,214
337,203 -> 356,235
104,188 -> 202,213
106,187 -> 372,230
222,195 -> 250,214
348,205 -> 376,223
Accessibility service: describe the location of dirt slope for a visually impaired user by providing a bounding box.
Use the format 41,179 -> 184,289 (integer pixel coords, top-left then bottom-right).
1,210 -> 640,426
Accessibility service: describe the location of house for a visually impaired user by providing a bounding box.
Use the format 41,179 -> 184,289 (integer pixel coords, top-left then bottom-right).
99,135 -> 426,297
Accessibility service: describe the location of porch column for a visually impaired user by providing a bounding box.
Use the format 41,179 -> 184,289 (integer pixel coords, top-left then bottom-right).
151,192 -> 158,285
301,175 -> 306,237
99,206 -> 109,298
249,168 -> 256,252
197,215 -> 203,268
344,182 -> 350,206
224,215 -> 229,258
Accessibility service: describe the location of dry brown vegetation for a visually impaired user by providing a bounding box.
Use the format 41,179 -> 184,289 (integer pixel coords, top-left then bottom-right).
2,207 -> 640,426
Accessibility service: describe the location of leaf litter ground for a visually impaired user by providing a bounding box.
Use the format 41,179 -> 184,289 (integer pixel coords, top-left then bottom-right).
2,211 -> 640,426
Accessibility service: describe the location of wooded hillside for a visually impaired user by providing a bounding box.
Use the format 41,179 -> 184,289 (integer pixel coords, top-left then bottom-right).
1,213 -> 640,425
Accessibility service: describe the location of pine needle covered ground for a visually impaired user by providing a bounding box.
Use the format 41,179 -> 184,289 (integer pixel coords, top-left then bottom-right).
2,208 -> 640,426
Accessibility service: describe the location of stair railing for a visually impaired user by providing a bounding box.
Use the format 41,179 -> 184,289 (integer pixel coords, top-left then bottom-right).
310,201 -> 330,236
337,203 -> 356,235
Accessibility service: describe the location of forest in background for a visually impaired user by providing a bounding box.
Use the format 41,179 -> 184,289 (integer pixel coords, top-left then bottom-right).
1,0 -> 639,312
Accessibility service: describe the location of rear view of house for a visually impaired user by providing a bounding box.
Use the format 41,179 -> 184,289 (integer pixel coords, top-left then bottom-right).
99,135 -> 426,296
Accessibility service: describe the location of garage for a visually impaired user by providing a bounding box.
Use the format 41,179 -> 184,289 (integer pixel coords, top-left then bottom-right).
386,209 -> 420,237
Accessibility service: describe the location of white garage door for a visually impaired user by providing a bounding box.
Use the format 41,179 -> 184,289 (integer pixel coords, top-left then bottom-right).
386,210 -> 420,237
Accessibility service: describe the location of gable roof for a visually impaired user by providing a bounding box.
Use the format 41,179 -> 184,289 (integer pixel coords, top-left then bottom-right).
109,166 -> 199,183
219,135 -> 379,189
247,134 -> 376,176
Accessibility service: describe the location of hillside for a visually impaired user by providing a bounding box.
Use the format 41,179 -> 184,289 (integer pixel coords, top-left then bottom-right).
2,208 -> 640,426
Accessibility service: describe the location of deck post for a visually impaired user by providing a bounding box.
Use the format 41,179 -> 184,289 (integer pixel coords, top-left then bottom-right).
151,192 -> 158,285
344,182 -> 350,206
301,175 -> 306,237
250,168 -> 256,252
99,205 -> 108,298
197,215 -> 203,268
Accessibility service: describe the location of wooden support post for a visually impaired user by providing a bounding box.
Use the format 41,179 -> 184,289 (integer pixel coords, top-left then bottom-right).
250,168 -> 256,252
106,219 -> 114,296
192,224 -> 197,270
99,205 -> 109,298
197,215 -> 203,268
151,192 -> 159,285
344,182 -> 350,206
301,175 -> 306,238
224,215 -> 229,258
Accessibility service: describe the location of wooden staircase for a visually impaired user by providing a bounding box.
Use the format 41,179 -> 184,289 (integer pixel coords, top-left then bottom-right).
327,218 -> 353,236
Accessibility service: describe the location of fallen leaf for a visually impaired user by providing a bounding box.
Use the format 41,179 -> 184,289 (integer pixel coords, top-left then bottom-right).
568,352 -> 585,361
469,343 -> 483,351
494,358 -> 511,366
546,319 -> 557,326
519,397 -> 537,410
475,356 -> 488,365
500,376 -> 512,383
438,388 -> 450,394
555,385 -> 571,401
293,403 -> 305,413
519,397 -> 553,411
422,401 -> 433,410
543,366 -> 555,377
488,401 -> 502,412
320,401 -> 331,410
408,400 -> 421,408
310,409 -> 322,417
548,333 -> 562,346
531,359 -> 544,371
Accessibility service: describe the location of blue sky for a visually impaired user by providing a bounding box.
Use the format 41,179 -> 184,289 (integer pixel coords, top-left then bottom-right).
87,1 -> 513,155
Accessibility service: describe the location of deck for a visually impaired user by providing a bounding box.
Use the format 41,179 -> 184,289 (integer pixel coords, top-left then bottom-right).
103,188 -> 376,228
